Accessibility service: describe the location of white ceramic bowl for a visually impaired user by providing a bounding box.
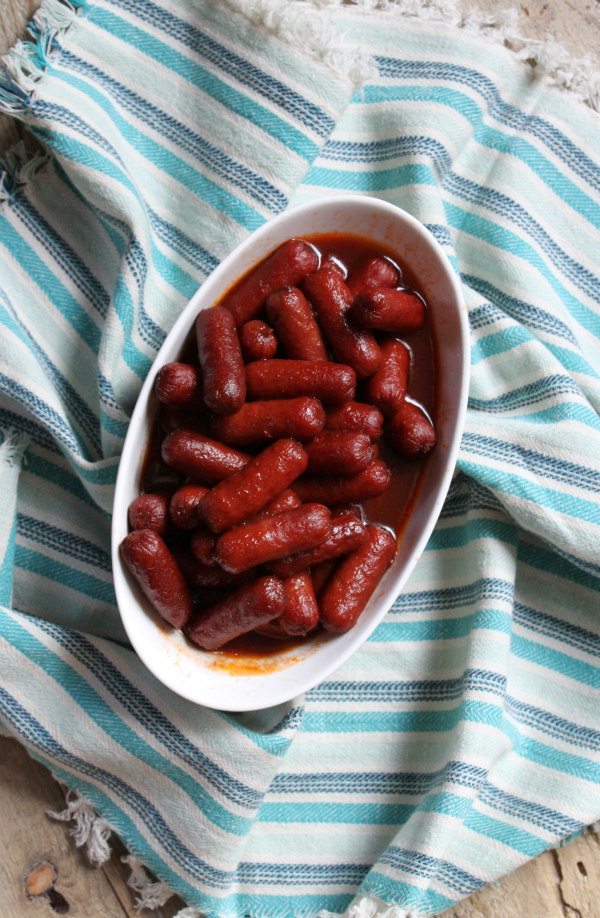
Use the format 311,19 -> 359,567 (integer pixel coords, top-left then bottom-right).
112,195 -> 469,711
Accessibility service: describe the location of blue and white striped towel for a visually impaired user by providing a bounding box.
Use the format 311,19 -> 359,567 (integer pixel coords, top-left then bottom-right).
0,1 -> 599,915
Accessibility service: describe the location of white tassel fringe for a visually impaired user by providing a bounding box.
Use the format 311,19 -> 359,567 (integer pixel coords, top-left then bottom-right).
122,855 -> 174,911
47,790 -> 113,867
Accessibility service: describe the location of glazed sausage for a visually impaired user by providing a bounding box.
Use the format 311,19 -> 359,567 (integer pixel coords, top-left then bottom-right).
173,547 -> 248,589
128,493 -> 170,534
293,460 -> 391,506
224,239 -> 320,326
159,406 -> 208,436
270,509 -> 368,577
155,362 -> 203,408
386,400 -> 436,458
325,401 -> 384,440
305,431 -> 373,475
169,484 -> 209,529
254,488 -> 301,519
190,527 -> 217,566
346,256 -> 400,297
196,306 -> 246,415
320,255 -> 347,278
246,359 -> 355,406
310,560 -> 336,596
350,287 -> 425,334
162,430 -> 249,483
266,287 -> 328,361
198,439 -> 308,534
216,504 -> 332,573
303,268 -> 381,379
240,320 -> 278,361
187,576 -> 285,650
319,525 -> 397,633
277,573 -> 320,636
120,530 -> 192,629
364,340 -> 410,417
211,397 -> 325,446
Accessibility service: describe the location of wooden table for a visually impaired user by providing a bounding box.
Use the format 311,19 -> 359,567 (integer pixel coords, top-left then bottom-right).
1,1 -> 599,915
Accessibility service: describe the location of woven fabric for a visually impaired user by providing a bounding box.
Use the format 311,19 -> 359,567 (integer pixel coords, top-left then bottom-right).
0,1 -> 599,915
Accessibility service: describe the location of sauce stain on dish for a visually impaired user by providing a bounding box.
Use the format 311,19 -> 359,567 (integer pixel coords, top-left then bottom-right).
207,631 -> 316,675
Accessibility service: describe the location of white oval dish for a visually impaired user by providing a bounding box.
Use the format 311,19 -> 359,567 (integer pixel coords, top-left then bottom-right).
111,195 -> 469,711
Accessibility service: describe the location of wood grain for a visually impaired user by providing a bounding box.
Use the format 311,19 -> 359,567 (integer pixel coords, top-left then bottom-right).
0,0 -> 599,915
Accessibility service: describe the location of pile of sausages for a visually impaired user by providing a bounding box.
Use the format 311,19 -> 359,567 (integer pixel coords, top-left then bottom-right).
120,237 -> 436,652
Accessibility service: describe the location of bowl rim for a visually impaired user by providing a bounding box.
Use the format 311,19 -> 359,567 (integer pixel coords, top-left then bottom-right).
111,194 -> 470,710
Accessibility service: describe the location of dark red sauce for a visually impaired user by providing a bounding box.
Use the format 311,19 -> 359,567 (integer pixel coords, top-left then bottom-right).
139,233 -> 436,666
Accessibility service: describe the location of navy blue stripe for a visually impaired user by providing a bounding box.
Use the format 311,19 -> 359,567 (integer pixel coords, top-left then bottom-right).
374,59 -> 600,193
462,432 -> 600,493
506,696 -> 600,753
308,669 -> 506,704
478,783 -> 583,836
0,373 -> 87,457
323,135 -> 599,305
0,405 -> 61,454
59,50 -> 288,213
16,514 -> 111,573
379,847 -> 483,896
468,374 -> 584,413
440,477 -> 505,519
32,618 -> 265,809
12,194 -> 110,317
513,602 -> 600,659
52,131 -> 219,279
466,293 -> 579,346
272,760 -> 487,796
0,289 -> 101,453
104,0 -> 334,138
0,690 -> 232,888
391,578 -> 515,614
237,862 -> 367,885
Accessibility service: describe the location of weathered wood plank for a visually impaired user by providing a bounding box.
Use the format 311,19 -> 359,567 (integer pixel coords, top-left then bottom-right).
0,0 -> 40,153
0,738 -> 127,917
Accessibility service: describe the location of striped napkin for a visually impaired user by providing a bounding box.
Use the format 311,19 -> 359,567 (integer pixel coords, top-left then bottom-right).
1,1 -> 599,915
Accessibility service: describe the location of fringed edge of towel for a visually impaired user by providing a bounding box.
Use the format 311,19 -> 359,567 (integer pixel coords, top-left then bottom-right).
0,0 -> 88,116
47,788 -> 113,868
0,140 -> 50,205
324,0 -> 600,111
219,0 -> 377,89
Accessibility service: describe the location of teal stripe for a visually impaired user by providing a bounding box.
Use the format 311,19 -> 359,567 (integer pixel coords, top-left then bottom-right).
459,460 -> 600,526
217,710 -> 298,757
362,873 -> 454,913
503,720 -> 600,785
446,204 -> 600,338
307,163 -> 435,191
512,633 -> 600,689
25,452 -> 107,514
0,613 -> 254,835
89,7 -> 318,161
259,801 -> 413,824
373,607 -> 511,643
475,403 -> 600,431
56,69 -> 266,230
518,539 -> 600,593
363,85 -> 600,225
303,699 -> 503,734
15,545 -> 115,605
471,325 -> 534,363
427,518 -> 518,551
34,127 -> 199,303
464,809 -> 547,856
0,214 -> 101,351
99,408 -> 129,439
